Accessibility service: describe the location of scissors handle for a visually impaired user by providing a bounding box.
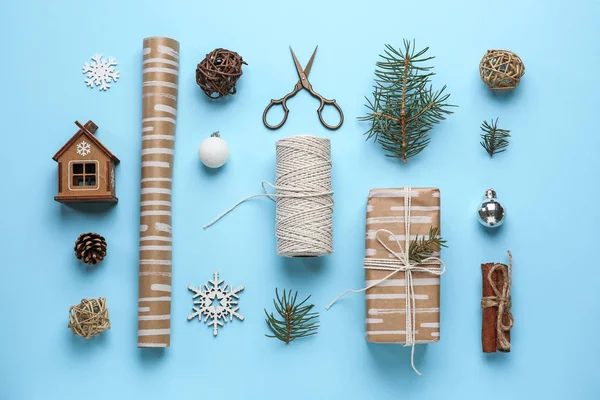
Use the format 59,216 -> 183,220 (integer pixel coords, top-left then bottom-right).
263,86 -> 301,130
316,95 -> 344,130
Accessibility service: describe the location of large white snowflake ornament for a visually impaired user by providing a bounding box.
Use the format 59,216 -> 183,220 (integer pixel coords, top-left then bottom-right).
83,54 -> 120,91
76,141 -> 91,157
187,271 -> 244,336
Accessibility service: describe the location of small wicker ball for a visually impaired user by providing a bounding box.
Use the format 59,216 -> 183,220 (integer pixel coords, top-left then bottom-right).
196,48 -> 247,99
68,298 -> 110,339
479,50 -> 525,91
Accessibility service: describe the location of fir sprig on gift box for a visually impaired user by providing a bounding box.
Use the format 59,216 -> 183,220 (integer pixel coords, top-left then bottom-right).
360,40 -> 456,163
409,227 -> 447,263
265,289 -> 319,344
480,118 -> 511,157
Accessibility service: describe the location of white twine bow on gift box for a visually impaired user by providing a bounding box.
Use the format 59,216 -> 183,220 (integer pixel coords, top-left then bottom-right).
326,186 -> 445,374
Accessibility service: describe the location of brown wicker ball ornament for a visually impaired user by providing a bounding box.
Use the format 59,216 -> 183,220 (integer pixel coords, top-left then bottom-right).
196,48 -> 247,99
479,50 -> 525,91
68,298 -> 110,339
74,232 -> 107,265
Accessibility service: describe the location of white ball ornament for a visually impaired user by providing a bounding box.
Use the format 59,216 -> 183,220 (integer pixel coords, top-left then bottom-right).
199,132 -> 229,168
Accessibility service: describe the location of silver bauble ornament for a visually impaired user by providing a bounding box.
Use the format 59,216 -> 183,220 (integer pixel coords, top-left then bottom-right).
477,188 -> 506,228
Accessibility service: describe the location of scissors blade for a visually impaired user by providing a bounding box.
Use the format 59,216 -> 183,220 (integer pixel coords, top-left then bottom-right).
289,46 -> 307,82
303,46 -> 318,78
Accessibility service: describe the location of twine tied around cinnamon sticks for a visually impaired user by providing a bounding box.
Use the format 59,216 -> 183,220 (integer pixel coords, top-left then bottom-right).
327,186 -> 445,374
481,251 -> 513,352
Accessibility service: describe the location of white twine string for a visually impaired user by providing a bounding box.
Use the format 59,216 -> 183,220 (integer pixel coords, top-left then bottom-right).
203,135 -> 333,257
326,186 -> 445,374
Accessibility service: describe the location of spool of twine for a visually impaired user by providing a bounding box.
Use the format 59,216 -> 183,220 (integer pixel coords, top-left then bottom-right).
68,298 -> 110,339
204,135 -> 333,257
275,136 -> 333,257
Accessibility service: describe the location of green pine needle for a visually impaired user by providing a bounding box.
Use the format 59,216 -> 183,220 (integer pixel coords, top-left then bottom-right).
409,226 -> 447,263
264,289 -> 319,344
359,40 -> 456,163
480,118 -> 511,157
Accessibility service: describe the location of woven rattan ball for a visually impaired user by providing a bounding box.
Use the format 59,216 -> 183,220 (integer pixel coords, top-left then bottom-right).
479,50 -> 525,91
196,48 -> 247,99
68,298 -> 110,339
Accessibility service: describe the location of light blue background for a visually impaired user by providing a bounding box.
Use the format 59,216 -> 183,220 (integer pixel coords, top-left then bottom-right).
1,0 -> 599,399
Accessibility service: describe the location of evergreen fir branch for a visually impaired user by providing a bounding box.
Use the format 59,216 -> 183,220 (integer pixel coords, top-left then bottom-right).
359,40 -> 456,163
264,289 -> 319,344
480,118 -> 510,157
409,227 -> 447,263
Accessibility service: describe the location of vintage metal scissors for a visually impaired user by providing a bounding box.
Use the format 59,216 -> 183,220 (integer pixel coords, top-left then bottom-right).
263,46 -> 344,130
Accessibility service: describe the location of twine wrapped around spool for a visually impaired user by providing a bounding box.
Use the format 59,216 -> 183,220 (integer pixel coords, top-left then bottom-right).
196,48 -> 247,99
203,135 -> 333,257
274,136 -> 333,256
479,50 -> 525,91
68,298 -> 110,339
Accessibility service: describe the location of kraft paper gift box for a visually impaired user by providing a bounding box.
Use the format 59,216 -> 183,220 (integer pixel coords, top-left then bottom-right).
365,188 -> 442,344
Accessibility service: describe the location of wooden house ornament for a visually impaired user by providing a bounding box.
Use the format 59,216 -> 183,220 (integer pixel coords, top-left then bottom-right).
53,120 -> 120,203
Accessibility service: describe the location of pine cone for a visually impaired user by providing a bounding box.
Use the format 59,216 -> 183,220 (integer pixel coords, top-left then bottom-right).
74,233 -> 107,265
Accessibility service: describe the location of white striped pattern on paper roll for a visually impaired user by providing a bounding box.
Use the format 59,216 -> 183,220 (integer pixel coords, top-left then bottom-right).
138,36 -> 179,349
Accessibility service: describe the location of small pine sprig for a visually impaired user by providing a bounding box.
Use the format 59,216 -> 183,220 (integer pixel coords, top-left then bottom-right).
359,40 -> 456,163
480,118 -> 510,157
264,289 -> 319,344
409,227 -> 447,263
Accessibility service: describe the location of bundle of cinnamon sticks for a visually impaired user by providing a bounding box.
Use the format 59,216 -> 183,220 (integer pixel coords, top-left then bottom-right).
481,251 -> 513,353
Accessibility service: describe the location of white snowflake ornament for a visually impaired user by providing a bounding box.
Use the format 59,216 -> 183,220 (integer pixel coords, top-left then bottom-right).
76,141 -> 91,157
188,270 -> 244,336
83,54 -> 120,91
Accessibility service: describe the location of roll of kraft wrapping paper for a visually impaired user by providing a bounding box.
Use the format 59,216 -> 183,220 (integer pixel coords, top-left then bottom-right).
138,37 -> 179,348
